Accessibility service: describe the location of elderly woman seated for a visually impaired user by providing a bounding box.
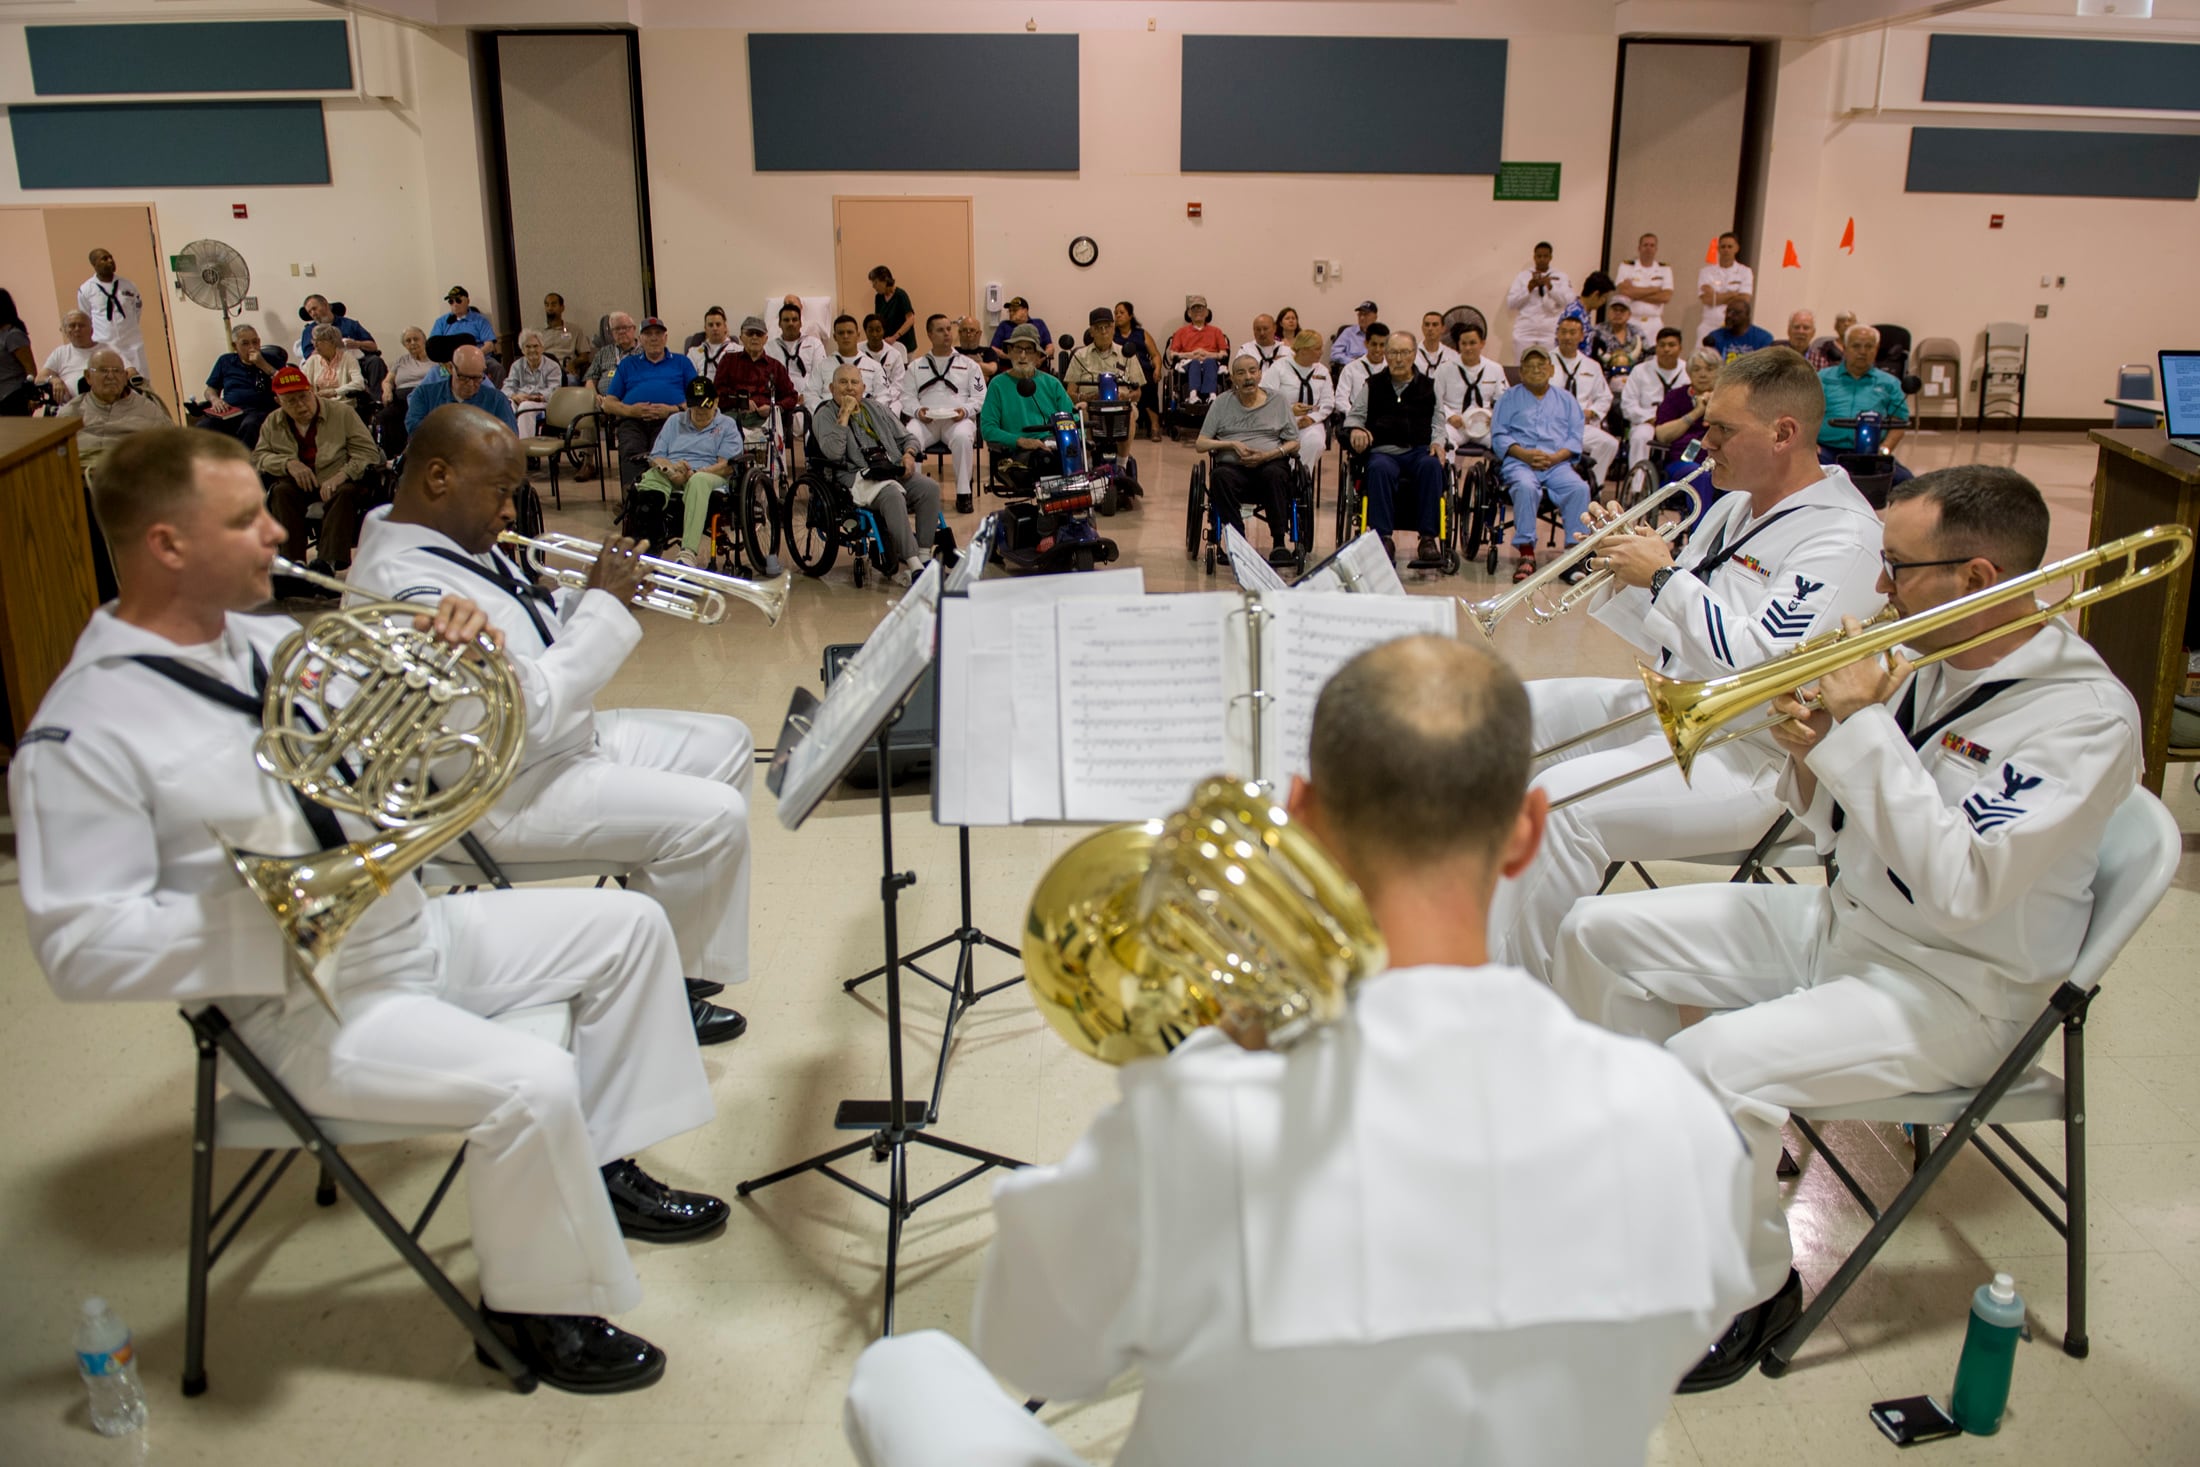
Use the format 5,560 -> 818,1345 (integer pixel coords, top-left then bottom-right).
506,328 -> 562,439
1653,347 -> 1724,521
300,322 -> 368,413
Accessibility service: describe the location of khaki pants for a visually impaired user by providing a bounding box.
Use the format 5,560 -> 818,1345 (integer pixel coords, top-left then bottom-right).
635,467 -> 730,555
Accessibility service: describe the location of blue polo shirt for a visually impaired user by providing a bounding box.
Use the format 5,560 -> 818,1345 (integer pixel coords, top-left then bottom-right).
405,375 -> 517,432
605,349 -> 697,407
432,307 -> 497,347
1818,364 -> 1909,451
650,409 -> 746,470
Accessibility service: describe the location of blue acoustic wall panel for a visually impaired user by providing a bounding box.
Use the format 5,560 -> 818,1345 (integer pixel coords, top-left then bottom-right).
1181,36 -> 1506,174
1904,127 -> 2200,200
749,34 -> 1078,170
25,21 -> 353,95
10,101 -> 333,188
1923,34 -> 2200,113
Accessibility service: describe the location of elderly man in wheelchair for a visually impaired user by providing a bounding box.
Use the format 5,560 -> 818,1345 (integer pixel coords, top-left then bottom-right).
1191,353 -> 1309,571
809,363 -> 944,589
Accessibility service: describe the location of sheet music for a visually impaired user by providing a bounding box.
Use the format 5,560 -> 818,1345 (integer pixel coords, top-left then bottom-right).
1058,594 -> 1236,821
1223,525 -> 1289,593
777,563 -> 941,828
1300,531 -> 1410,596
935,567 -> 1144,826
1268,595 -> 1457,780
1011,607 -> 1065,822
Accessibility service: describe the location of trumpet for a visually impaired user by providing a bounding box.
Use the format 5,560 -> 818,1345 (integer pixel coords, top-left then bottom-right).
497,531 -> 790,626
1465,451 -> 1710,638
1544,523 -> 2193,813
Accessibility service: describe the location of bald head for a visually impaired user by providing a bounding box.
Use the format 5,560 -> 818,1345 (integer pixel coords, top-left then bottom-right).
1302,637 -> 1531,875
393,404 -> 525,554
85,347 -> 131,403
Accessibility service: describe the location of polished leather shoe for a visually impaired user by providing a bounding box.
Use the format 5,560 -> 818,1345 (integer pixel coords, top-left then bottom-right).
475,1304 -> 665,1394
683,976 -> 724,1000
1678,1269 -> 1804,1393
690,996 -> 747,1045
601,1157 -> 730,1243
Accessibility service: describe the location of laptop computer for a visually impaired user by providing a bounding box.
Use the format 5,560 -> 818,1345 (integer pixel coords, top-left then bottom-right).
2160,350 -> 2200,456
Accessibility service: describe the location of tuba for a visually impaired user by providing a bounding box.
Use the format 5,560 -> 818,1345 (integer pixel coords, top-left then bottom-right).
218,558 -> 525,1019
1022,777 -> 1386,1064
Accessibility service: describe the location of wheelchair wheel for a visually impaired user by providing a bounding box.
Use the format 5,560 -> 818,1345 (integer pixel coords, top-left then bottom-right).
1184,463 -> 1207,559
1204,545 -> 1217,576
780,473 -> 842,578
734,463 -> 780,573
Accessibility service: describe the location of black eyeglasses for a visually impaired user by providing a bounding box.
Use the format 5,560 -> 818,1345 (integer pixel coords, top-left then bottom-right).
1880,551 -> 1980,581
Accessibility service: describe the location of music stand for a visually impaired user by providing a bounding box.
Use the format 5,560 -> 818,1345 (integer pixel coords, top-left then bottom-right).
741,563 -> 1023,1336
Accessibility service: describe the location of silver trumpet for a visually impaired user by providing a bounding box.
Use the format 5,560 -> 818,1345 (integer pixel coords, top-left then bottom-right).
1464,447 -> 1711,638
498,531 -> 790,626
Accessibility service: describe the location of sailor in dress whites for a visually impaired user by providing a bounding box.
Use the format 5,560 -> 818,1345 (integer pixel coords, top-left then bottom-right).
1264,331 -> 1335,477
78,247 -> 148,378
843,636 -> 1756,1466
770,301 -> 828,403
1552,316 -> 1622,488
899,313 -> 988,511
345,406 -> 754,1045
12,427 -> 725,1394
1436,323 -> 1509,455
1488,347 -> 1885,983
805,314 -> 886,412
1622,329 -> 1689,470
1555,465 -> 2139,1389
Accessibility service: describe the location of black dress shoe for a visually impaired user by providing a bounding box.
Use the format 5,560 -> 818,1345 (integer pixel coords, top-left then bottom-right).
683,976 -> 724,1000
601,1157 -> 730,1243
475,1304 -> 665,1394
1678,1269 -> 1804,1393
691,997 -> 747,1045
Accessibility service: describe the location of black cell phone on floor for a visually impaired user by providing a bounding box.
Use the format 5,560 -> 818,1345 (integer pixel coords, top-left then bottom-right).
1870,1396 -> 1960,1446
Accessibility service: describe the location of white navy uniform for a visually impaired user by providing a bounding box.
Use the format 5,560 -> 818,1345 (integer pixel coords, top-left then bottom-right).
1415,340 -> 1461,376
862,340 -> 909,395
11,608 -> 712,1315
1263,357 -> 1334,475
1556,618 -> 2138,1299
1490,467 -> 1885,982
1435,357 -> 1509,453
688,338 -> 736,382
770,333 -> 828,401
844,964 -> 1756,1467
1504,266 -> 1575,356
349,510 -> 756,988
1613,259 -> 1674,342
1695,261 -> 1755,346
1552,348 -> 1620,485
899,351 -> 987,499
805,350 -> 885,411
1332,355 -> 1384,435
1622,359 -> 1686,466
77,272 -> 148,376
1232,338 -> 1292,374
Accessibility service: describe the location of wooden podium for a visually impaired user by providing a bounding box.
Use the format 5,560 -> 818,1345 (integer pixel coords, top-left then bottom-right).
0,417 -> 97,742
2083,428 -> 2200,795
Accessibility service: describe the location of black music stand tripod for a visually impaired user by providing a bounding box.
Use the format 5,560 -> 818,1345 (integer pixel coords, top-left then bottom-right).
736,701 -> 1023,1337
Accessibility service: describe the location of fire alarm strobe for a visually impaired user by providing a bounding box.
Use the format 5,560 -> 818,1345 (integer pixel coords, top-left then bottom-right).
1187,202 -> 1202,219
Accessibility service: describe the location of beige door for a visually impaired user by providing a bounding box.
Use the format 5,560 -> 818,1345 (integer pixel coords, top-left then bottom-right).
5,204 -> 183,418
833,197 -> 974,341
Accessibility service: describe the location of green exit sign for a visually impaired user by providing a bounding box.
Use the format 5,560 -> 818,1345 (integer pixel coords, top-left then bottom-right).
1494,161 -> 1561,202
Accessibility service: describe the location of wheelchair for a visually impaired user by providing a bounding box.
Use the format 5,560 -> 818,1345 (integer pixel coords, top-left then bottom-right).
1185,451 -> 1314,578
1159,356 -> 1218,441
983,410 -> 1121,574
1332,445 -> 1463,575
782,416 -> 954,588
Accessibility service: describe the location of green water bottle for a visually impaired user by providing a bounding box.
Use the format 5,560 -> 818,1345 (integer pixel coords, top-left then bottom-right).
1950,1272 -> 2025,1434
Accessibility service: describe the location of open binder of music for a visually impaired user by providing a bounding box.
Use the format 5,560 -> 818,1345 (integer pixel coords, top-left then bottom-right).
1223,525 -> 1410,597
937,584 -> 1454,825
770,561 -> 943,829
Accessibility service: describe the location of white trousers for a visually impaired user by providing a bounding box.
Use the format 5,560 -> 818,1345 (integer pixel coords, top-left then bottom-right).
845,1331 -> 1084,1467
1488,676 -> 1786,984
907,415 -> 979,498
1581,423 -> 1620,487
1627,420 -> 1657,468
1292,421 -> 1326,476
1553,882 -> 2025,1301
235,888 -> 711,1315
482,707 -> 755,986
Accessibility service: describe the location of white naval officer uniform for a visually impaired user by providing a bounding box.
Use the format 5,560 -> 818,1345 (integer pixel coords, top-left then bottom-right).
898,350 -> 987,500
1263,356 -> 1335,475
770,332 -> 828,402
349,508 -> 756,988
1552,346 -> 1621,486
843,964 -> 1756,1467
1435,356 -> 1509,454
1622,358 -> 1687,467
1555,618 -> 2140,1300
805,350 -> 886,411
1488,467 -> 1885,983
11,608 -> 713,1315
78,271 -> 149,376
1504,266 -> 1576,356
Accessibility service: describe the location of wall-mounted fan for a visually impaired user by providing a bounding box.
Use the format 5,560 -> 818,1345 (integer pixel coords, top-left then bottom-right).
171,239 -> 251,345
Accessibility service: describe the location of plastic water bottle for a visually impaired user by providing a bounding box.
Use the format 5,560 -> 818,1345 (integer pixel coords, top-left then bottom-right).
1950,1272 -> 2024,1435
74,1297 -> 148,1436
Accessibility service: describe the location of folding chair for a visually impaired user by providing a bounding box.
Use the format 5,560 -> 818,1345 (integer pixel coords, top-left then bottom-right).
1912,337 -> 1963,430
179,999 -> 576,1397
1598,810 -> 1824,895
520,385 -> 606,508
2111,364 -> 2157,429
1972,323 -> 2029,432
1761,789 -> 2182,1375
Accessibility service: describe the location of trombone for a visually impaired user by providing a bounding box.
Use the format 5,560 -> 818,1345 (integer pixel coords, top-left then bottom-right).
1545,523 -> 2193,812
1465,450 -> 1711,638
498,531 -> 790,626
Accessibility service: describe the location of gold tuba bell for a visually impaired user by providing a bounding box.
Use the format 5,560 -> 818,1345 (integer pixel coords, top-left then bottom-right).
217,558 -> 526,1019
1022,777 -> 1386,1064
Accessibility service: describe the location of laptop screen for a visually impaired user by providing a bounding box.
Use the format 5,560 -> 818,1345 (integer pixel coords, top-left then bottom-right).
2163,350 -> 2200,437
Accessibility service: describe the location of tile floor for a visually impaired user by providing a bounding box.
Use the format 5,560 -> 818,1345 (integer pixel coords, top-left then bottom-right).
3,430 -> 2196,1465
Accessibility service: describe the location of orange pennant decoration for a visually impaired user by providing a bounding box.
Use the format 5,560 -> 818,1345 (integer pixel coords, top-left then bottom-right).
1705,238 -> 1719,264
1781,239 -> 1800,269
1839,217 -> 1855,254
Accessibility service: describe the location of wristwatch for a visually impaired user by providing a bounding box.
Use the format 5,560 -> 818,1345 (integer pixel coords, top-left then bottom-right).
1649,566 -> 1678,600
